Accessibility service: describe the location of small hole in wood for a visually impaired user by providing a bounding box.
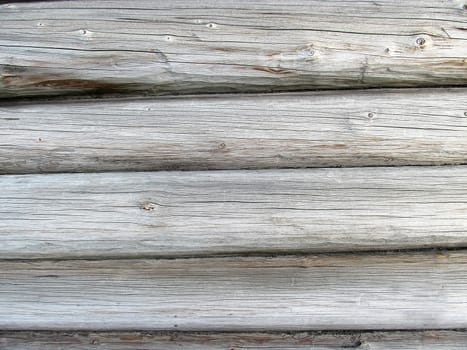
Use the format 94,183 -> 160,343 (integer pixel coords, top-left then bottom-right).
367,112 -> 374,119
416,37 -> 426,46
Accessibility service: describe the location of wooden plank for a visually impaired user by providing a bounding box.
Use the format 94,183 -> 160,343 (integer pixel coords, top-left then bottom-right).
1,250 -> 467,330
1,0 -> 466,98
2,166 -> 467,259
2,330 -> 467,349
1,88 -> 467,174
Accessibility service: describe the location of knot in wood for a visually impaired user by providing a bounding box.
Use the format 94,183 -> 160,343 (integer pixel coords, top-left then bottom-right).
141,202 -> 157,211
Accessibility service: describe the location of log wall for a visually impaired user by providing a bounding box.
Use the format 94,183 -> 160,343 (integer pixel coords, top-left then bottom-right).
1,0 -> 467,348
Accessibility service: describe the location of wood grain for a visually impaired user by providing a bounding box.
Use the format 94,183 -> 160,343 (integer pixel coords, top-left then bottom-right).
1,0 -> 466,98
1,250 -> 467,330
1,88 -> 467,174
2,330 -> 467,349
2,166 -> 467,259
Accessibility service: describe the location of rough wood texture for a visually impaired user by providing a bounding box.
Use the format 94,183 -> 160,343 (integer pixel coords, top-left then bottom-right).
2,330 -> 467,349
1,0 -> 466,98
1,88 -> 467,174
2,166 -> 467,259
1,250 -> 467,330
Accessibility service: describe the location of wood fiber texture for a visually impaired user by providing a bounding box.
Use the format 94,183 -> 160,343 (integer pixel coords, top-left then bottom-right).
1,250 -> 467,330
1,166 -> 467,259
1,88 -> 467,174
1,0 -> 466,98
2,330 -> 467,349
2,0 -> 467,342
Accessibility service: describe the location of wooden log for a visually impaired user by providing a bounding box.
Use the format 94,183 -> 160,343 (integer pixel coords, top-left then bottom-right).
1,0 -> 466,98
1,250 -> 467,330
2,330 -> 467,349
1,88 -> 467,174
2,166 -> 467,259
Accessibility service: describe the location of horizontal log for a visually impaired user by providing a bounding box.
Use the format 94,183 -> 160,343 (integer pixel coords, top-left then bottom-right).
1,88 -> 467,173
2,330 -> 467,349
1,250 -> 467,330
1,0 -> 466,98
2,166 -> 467,259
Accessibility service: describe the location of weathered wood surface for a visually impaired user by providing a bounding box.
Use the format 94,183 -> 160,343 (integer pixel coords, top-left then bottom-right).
2,330 -> 467,349
2,166 -> 467,259
1,0 -> 466,98
2,88 -> 467,174
2,250 -> 467,330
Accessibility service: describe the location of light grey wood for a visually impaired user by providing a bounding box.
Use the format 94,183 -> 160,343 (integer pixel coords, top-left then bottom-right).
2,330 -> 467,349
1,0 -> 466,98
2,166 -> 467,259
1,250 -> 467,330
1,88 -> 467,173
